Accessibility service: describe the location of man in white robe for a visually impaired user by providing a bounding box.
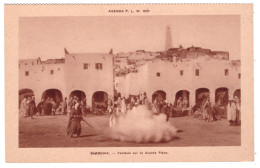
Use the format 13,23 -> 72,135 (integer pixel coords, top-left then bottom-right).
227,100 -> 237,126
20,97 -> 28,117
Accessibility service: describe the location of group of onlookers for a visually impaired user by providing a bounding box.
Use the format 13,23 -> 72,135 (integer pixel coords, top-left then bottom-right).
19,96 -> 37,118
176,97 -> 189,109
20,96 -> 68,117
108,93 -> 148,127
153,96 -> 191,120
227,96 -> 241,126
37,97 -> 58,115
20,93 -> 241,127
108,92 -> 190,127
67,96 -> 87,116
192,97 -> 219,122
192,95 -> 241,126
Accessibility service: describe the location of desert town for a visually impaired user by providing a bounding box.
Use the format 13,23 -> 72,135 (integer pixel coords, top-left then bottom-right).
19,26 -> 241,146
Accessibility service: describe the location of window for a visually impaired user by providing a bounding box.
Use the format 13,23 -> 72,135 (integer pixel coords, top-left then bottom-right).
195,69 -> 199,76
180,70 -> 184,76
156,72 -> 160,77
238,73 -> 241,79
83,63 -> 89,69
95,63 -> 102,70
225,69 -> 229,76
25,71 -> 29,76
50,70 -> 54,75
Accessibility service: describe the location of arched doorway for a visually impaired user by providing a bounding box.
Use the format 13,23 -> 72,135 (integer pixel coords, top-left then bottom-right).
19,88 -> 34,108
41,89 -> 63,115
69,90 -> 86,101
92,91 -> 108,114
175,90 -> 190,108
152,90 -> 166,103
42,89 -> 63,102
215,87 -> 229,106
233,89 -> 241,101
195,88 -> 209,104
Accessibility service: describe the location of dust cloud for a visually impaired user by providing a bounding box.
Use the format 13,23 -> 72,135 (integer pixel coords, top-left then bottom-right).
107,105 -> 177,143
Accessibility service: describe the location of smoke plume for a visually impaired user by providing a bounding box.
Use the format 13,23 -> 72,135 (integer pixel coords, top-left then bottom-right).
107,105 -> 177,143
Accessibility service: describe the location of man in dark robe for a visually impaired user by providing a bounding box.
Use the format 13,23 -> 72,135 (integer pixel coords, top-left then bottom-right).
28,96 -> 36,119
37,99 -> 44,115
67,98 -> 83,138
160,102 -> 170,121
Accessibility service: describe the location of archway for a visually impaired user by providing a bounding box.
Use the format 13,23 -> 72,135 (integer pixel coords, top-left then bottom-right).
92,91 -> 108,114
42,89 -> 63,103
41,89 -> 63,115
175,90 -> 190,107
69,90 -> 86,101
19,88 -> 34,108
195,88 -> 209,104
152,90 -> 166,103
215,87 -> 229,106
233,89 -> 241,101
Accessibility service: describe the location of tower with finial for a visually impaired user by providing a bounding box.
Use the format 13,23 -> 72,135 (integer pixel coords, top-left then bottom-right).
109,48 -> 113,54
64,47 -> 69,54
165,25 -> 173,51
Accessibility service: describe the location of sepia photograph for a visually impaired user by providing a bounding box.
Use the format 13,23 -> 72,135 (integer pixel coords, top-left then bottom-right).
18,15 -> 241,147
4,4 -> 254,162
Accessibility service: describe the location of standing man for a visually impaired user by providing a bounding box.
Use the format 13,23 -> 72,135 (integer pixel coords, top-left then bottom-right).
161,101 -> 170,121
26,97 -> 31,117
234,96 -> 241,126
107,96 -> 113,114
67,97 -> 83,138
182,97 -> 188,109
36,99 -> 45,115
62,97 -> 68,115
50,98 -> 56,115
140,94 -> 144,105
121,97 -> 127,116
28,96 -> 36,119
227,99 -> 237,126
20,97 -> 28,117
177,97 -> 183,109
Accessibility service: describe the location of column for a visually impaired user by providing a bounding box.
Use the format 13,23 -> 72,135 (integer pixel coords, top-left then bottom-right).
189,92 -> 195,108
86,92 -> 92,108
35,89 -> 42,105
228,89 -> 234,100
209,88 -> 215,104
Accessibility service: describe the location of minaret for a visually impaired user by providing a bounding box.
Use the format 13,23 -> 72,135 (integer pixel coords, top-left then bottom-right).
165,25 -> 173,51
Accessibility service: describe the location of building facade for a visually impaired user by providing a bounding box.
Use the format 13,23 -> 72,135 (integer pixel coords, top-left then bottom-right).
116,58 -> 241,107
19,53 -> 114,107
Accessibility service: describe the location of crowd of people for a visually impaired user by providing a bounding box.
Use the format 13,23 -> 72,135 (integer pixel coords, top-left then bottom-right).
108,93 -> 148,127
192,95 -> 241,126
19,96 -> 37,119
192,97 -> 218,122
108,92 -> 189,127
227,96 -> 241,126
20,96 -> 69,118
153,96 -> 190,119
20,92 -> 241,128
176,96 -> 189,109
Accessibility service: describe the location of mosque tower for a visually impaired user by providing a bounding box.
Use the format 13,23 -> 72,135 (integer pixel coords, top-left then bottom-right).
165,25 -> 173,51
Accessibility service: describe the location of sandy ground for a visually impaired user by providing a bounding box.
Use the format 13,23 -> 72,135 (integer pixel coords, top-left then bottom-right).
19,114 -> 241,147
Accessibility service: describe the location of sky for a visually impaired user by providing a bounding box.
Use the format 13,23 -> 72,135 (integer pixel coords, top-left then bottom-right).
19,15 -> 240,60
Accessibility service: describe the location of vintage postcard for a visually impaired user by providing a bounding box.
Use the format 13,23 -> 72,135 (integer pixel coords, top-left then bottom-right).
5,4 -> 253,162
